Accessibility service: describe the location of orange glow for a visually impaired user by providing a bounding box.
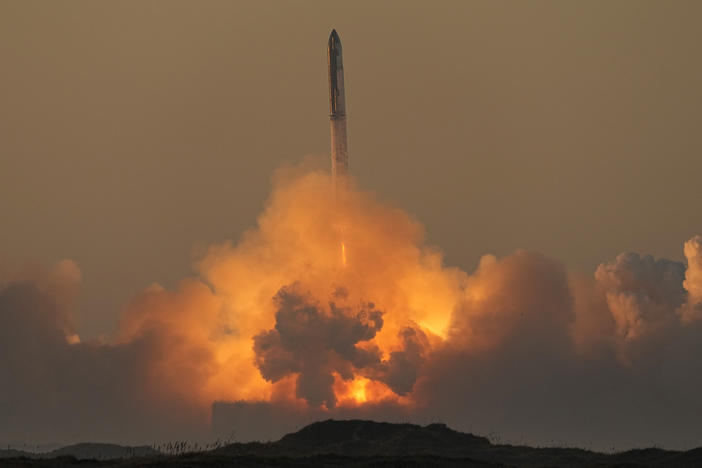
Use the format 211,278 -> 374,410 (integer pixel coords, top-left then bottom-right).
341,376 -> 369,404
332,374 -> 411,408
116,170 -> 467,415
352,379 -> 367,403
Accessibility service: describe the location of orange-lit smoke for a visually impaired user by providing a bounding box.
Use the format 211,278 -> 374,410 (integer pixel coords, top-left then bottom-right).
5,167 -> 702,447
110,169 -> 702,424
117,168 -> 465,414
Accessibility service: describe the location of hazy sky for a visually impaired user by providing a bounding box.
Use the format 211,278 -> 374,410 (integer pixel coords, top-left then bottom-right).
2,0 -> 701,339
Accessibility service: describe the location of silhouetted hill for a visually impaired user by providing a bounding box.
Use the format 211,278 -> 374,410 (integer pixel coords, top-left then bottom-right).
3,419 -> 702,467
274,419 -> 491,456
213,420 -> 701,466
0,449 -> 30,458
0,442 -> 158,461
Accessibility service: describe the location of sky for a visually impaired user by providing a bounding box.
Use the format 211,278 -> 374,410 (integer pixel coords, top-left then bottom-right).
2,1 -> 701,338
1,1 -> 702,450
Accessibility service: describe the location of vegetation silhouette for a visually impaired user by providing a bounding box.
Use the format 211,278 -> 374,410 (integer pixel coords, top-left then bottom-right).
2,420 -> 702,467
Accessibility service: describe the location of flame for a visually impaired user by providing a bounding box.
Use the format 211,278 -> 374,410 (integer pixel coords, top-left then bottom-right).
351,379 -> 367,403
346,376 -> 368,404
341,241 -> 347,268
332,374 -> 409,407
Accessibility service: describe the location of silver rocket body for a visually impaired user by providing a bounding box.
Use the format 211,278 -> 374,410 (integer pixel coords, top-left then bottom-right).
328,30 -> 348,188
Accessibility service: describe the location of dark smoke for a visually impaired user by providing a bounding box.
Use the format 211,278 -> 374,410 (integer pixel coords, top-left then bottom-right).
253,284 -> 428,407
0,268 -> 210,445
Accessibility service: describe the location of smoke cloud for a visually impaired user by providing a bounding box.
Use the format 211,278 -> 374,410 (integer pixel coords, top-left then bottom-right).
2,169 -> 702,450
680,235 -> 702,323
253,285 -> 385,408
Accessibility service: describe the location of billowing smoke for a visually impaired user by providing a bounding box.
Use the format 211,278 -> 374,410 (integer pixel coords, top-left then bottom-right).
2,168 -> 702,450
0,264 -> 212,444
253,284 -> 430,408
595,252 -> 685,342
681,235 -> 702,323
253,285 -> 385,408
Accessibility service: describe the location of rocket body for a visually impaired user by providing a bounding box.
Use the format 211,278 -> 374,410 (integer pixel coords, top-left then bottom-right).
328,30 -> 348,187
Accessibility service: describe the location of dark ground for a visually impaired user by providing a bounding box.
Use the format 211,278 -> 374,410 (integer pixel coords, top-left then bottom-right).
2,420 -> 701,467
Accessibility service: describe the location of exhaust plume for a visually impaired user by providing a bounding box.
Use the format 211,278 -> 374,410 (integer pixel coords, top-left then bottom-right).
2,168 -> 702,450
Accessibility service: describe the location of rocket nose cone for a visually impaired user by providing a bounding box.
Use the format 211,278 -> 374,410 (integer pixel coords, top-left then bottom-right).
329,29 -> 341,47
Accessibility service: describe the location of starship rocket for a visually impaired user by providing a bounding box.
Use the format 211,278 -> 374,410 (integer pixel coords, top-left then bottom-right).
328,29 -> 348,188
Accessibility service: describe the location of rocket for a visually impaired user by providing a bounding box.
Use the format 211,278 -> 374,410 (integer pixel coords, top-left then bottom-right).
328,29 -> 348,188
